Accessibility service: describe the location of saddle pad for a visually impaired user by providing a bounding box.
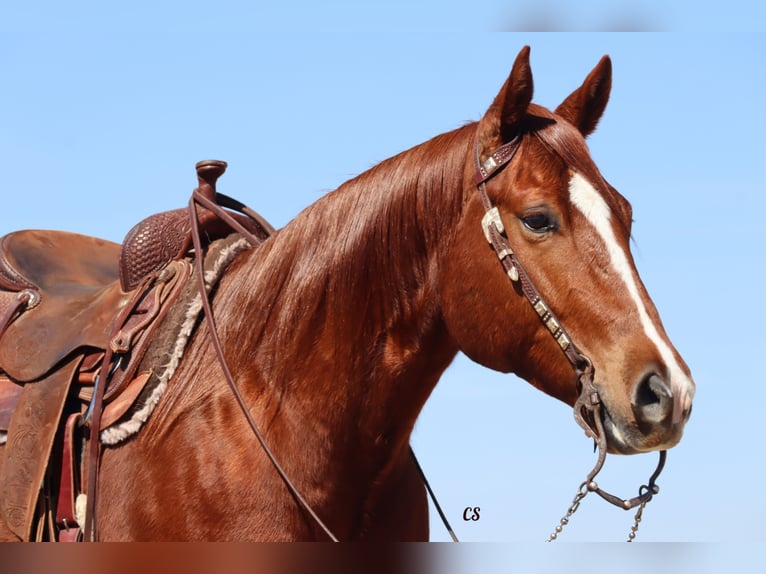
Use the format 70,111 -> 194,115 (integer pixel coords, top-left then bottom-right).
100,235 -> 252,445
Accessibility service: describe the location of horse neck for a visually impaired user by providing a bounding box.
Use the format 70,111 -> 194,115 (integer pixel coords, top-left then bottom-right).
215,125 -> 474,454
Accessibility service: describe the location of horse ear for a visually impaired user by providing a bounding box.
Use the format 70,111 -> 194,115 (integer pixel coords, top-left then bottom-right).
477,45 -> 534,157
555,55 -> 612,137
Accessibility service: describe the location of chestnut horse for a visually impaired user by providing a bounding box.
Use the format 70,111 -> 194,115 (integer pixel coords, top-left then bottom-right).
0,46 -> 694,541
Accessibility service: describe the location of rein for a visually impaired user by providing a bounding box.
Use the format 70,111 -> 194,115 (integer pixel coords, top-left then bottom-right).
188,166 -> 452,542
474,138 -> 667,542
187,162 -> 340,542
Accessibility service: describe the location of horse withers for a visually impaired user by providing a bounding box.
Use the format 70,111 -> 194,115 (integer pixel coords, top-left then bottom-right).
0,46 -> 694,541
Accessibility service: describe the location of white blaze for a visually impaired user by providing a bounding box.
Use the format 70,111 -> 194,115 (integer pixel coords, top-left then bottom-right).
568,172 -> 694,421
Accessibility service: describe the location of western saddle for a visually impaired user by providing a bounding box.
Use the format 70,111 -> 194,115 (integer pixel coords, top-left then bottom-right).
0,160 -> 274,541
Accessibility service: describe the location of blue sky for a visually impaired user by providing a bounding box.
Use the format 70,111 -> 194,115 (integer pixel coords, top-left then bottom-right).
2,0 -> 765,567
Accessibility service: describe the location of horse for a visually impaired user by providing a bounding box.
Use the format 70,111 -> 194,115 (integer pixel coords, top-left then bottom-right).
0,46 -> 694,541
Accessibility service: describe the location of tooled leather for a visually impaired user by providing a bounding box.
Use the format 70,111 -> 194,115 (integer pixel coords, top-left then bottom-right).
119,208 -> 269,292
119,209 -> 191,291
0,356 -> 82,539
0,236 -> 36,291
0,280 -> 128,382
474,137 -> 521,185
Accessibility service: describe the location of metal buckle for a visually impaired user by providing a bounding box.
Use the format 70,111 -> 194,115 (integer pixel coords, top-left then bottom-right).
482,155 -> 498,176
481,207 -> 505,243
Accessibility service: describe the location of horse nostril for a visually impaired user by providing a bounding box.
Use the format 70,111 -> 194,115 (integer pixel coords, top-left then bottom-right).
633,373 -> 673,424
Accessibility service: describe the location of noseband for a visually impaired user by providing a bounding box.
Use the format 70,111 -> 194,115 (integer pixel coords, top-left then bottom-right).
474,138 -> 667,542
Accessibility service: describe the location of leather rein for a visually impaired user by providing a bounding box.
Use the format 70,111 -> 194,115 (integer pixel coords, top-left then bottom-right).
475,136 -> 667,542
187,171 -> 341,542
187,179 -> 456,542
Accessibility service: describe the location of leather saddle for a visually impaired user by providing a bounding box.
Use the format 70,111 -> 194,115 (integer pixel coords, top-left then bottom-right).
0,160 -> 274,541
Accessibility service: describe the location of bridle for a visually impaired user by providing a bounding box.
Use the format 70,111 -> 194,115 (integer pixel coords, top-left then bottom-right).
474,135 -> 667,542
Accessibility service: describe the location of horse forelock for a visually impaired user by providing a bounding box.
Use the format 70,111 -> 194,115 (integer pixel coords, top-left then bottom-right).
522,103 -> 633,235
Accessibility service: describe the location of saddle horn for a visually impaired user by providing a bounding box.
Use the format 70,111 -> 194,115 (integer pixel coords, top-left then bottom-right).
194,160 -> 228,202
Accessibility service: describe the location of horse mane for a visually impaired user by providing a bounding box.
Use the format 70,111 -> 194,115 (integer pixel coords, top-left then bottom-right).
215,123 -> 475,390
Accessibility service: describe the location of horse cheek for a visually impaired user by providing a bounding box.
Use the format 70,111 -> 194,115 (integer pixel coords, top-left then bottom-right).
438,220 -> 520,373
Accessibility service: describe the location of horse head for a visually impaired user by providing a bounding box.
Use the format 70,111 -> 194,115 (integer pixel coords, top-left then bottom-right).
439,46 -> 695,455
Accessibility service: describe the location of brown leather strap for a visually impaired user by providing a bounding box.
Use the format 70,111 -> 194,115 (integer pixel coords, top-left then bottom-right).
474,137 -> 522,187
82,275 -> 148,540
190,189 -> 273,247
474,140 -> 591,378
56,413 -> 83,542
99,371 -> 152,430
82,347 -> 112,541
189,160 -> 275,247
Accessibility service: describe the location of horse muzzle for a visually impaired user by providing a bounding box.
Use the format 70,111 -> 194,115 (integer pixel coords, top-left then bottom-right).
601,372 -> 694,455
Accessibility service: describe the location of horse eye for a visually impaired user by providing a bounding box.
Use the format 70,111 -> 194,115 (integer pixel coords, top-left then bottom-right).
522,213 -> 555,233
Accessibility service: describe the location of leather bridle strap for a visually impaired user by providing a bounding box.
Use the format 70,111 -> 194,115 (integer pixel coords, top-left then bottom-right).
474,139 -> 593,381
